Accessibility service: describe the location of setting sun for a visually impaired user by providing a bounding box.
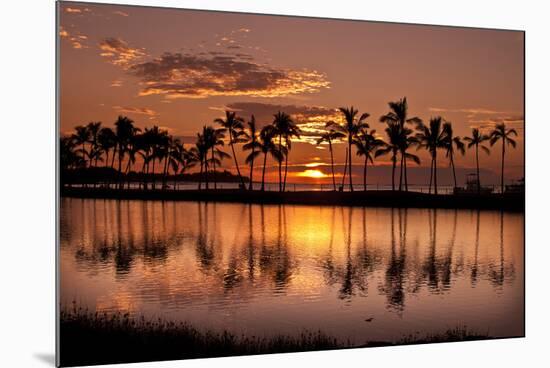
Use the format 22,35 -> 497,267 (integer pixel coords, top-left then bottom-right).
297,169 -> 328,178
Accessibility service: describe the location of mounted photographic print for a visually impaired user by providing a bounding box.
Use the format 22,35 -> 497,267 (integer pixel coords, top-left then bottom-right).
57,1 -> 525,366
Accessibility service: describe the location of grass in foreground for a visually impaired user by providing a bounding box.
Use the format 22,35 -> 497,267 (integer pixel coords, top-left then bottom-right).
59,307 -> 489,367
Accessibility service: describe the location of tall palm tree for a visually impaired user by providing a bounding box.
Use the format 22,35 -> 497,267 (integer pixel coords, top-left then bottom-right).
329,106 -> 370,192
415,117 -> 447,194
243,115 -> 261,190
60,136 -> 84,172
273,111 -> 301,192
203,125 -> 229,190
192,132 -> 209,190
442,122 -> 465,188
114,116 -> 137,187
464,128 -> 490,193
72,125 -> 91,168
376,123 -> 420,191
317,122 -> 345,191
86,121 -> 102,168
97,127 -> 116,169
379,97 -> 422,191
489,123 -> 518,193
149,126 -> 168,190
215,111 -> 247,189
258,125 -> 283,191
354,128 -> 384,191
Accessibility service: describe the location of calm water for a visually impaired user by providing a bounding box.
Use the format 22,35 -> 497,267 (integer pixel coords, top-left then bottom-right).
60,198 -> 524,343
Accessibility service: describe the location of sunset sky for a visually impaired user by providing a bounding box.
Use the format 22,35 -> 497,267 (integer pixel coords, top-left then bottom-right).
59,1 -> 524,185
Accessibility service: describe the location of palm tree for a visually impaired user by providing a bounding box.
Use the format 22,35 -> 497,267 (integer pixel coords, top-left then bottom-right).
86,122 -> 102,168
258,125 -> 283,191
329,107 -> 370,192
376,123 -> 419,191
72,125 -> 91,168
192,132 -> 209,190
60,136 -> 84,171
379,97 -> 422,191
354,128 -> 384,191
415,117 -> 447,194
243,115 -> 261,190
442,122 -> 465,189
464,128 -> 490,193
273,111 -> 301,192
489,123 -> 518,193
114,116 -> 137,187
215,111 -> 247,189
317,122 -> 345,191
97,127 -> 116,169
203,126 -> 229,190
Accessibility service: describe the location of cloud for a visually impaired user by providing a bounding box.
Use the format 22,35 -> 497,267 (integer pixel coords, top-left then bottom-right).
467,115 -> 524,132
127,52 -> 330,99
99,37 -> 147,68
113,10 -> 129,17
65,7 -> 82,13
59,26 -> 89,49
429,107 -> 507,114
113,106 -> 157,116
110,80 -> 123,87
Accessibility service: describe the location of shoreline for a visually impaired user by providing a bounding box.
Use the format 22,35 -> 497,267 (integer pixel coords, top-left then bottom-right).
60,187 -> 524,211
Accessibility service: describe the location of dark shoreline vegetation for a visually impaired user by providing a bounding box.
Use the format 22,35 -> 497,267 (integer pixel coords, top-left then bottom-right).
61,99 -> 522,197
60,307 -> 490,367
61,186 -> 524,211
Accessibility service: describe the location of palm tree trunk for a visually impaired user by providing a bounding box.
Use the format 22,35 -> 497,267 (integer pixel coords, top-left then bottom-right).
404,155 -> 408,191
283,152 -> 289,192
428,158 -> 433,194
198,160 -> 203,190
204,158 -> 209,190
162,150 -> 170,190
249,147 -> 255,191
501,140 -> 505,194
434,151 -> 438,195
348,136 -> 353,192
151,158 -> 156,190
117,145 -> 123,189
173,163 -> 179,190
329,139 -> 336,191
391,154 -> 396,191
211,148 -> 217,190
341,147 -> 348,190
261,152 -> 267,191
450,153 -> 457,188
363,157 -> 367,191
398,153 -> 404,191
230,140 -> 245,189
278,135 -> 283,192
476,145 -> 480,194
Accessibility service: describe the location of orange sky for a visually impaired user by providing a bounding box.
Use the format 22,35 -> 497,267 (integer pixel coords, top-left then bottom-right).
58,1 -> 524,185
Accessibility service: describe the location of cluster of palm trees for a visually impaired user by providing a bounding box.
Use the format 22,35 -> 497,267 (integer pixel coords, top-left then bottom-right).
317,98 -> 517,194
61,97 -> 518,194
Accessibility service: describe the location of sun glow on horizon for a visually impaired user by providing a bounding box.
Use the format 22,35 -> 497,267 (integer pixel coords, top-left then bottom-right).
297,169 -> 328,179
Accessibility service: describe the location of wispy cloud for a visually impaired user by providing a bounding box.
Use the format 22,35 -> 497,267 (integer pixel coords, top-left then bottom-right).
59,26 -> 89,49
99,37 -> 147,67
113,10 -> 129,17
429,107 -> 507,115
113,106 -> 157,117
110,80 -> 123,87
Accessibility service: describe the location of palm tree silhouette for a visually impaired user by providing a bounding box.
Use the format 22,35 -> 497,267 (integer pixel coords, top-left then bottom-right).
464,128 -> 490,193
415,116 -> 447,194
489,123 -> 518,193
317,122 -> 345,191
442,122 -> 465,188
86,122 -> 102,168
258,125 -> 282,191
97,127 -> 116,169
214,111 -> 247,189
243,115 -> 261,190
114,116 -> 137,188
149,125 -> 168,190
191,132 -> 209,190
203,126 -> 229,190
72,125 -> 91,168
273,111 -> 301,192
379,98 -> 422,191
376,123 -> 419,191
329,106 -> 370,192
353,128 -> 384,191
